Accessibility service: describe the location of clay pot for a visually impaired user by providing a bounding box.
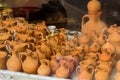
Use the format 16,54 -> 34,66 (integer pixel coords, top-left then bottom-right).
56,60 -> 70,78
101,40 -> 115,54
81,11 -> 107,37
89,40 -> 100,52
21,50 -> 39,74
6,51 -> 22,71
76,65 -> 94,80
95,66 -> 110,80
84,52 -> 98,60
0,51 -> 7,69
98,49 -> 112,62
50,56 -> 60,74
37,59 -> 51,76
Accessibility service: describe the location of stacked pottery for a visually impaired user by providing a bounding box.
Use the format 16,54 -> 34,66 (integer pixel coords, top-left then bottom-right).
95,42 -> 114,80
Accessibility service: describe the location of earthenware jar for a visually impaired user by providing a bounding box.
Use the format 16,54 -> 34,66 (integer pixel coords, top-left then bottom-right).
21,49 -> 39,74
0,51 -> 7,69
95,66 -> 110,80
50,55 -> 60,74
89,40 -> 100,52
84,52 -> 98,60
81,0 -> 107,36
6,51 -> 22,71
76,65 -> 94,80
37,59 -> 51,76
99,49 -> 112,62
56,60 -> 70,78
79,33 -> 90,44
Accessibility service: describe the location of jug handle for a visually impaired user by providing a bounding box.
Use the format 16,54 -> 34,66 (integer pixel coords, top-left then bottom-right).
81,14 -> 89,30
19,52 -> 26,62
87,66 -> 94,76
76,66 -> 80,75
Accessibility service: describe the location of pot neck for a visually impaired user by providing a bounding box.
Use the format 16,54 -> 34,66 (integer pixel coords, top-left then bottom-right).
88,12 -> 101,22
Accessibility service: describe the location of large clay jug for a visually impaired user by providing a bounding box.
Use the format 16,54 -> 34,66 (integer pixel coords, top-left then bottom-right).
6,51 -> 22,71
0,51 -> 7,69
76,65 -> 94,80
37,59 -> 51,76
21,49 -> 39,74
56,60 -> 70,78
81,0 -> 107,37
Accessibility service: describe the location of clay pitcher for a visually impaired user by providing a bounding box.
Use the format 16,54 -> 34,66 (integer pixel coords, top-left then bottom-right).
56,60 -> 70,78
0,51 -> 7,69
95,66 -> 110,80
6,51 -> 22,71
37,59 -> 51,76
21,50 -> 39,74
76,65 -> 94,80
50,55 -> 60,74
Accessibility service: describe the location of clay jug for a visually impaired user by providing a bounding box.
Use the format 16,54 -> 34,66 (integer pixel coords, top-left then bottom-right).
76,65 -> 94,80
81,0 -> 107,36
0,51 -> 7,69
37,59 -> 51,76
6,51 -> 22,71
21,49 -> 39,74
95,66 -> 110,80
89,40 -> 100,52
79,33 -> 90,44
97,33 -> 107,46
56,60 -> 70,78
50,55 -> 60,74
99,49 -> 112,62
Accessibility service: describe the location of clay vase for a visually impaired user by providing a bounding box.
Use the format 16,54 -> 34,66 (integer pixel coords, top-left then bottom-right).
101,40 -> 115,54
98,49 -> 112,62
6,51 -> 22,71
56,60 -> 70,78
95,66 -> 110,80
76,65 -> 94,80
114,60 -> 120,80
37,59 -> 51,76
21,50 -> 39,74
81,11 -> 107,37
50,55 -> 60,74
0,51 -> 7,69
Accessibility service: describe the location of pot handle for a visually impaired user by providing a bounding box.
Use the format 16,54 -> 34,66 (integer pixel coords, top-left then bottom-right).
76,66 -> 80,75
87,66 -> 94,76
81,14 -> 89,31
19,52 -> 26,62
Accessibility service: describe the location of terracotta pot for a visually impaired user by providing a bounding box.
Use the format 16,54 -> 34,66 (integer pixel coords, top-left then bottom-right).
21,50 -> 39,74
76,65 -> 94,80
56,60 -> 70,78
37,59 -> 51,76
0,51 -> 7,69
6,51 -> 22,71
